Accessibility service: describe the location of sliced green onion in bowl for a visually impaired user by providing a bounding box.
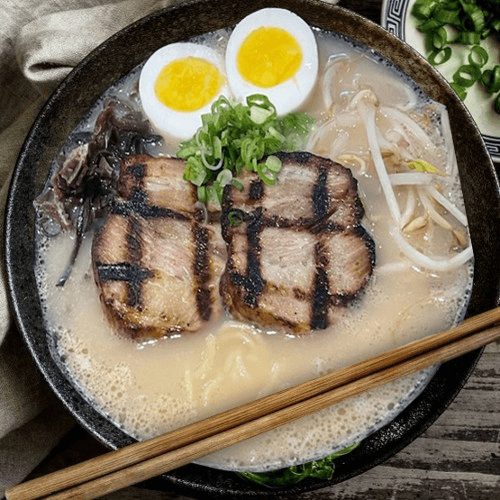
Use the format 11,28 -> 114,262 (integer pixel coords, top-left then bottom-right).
450,81 -> 468,100
256,162 -> 278,185
426,26 -> 448,50
468,45 -> 489,67
454,30 -> 481,44
216,168 -> 233,187
453,64 -> 482,87
435,7 -> 461,25
177,94 -> 315,204
428,46 -> 453,65
412,0 -> 438,20
265,155 -> 282,173
481,65 -> 500,93
495,92 -> 500,113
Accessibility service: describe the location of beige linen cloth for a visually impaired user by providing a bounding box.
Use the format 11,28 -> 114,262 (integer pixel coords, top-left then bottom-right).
0,0 -> 339,495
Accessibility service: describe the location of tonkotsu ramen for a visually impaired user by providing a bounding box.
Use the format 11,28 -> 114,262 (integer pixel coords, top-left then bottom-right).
33,10 -> 473,473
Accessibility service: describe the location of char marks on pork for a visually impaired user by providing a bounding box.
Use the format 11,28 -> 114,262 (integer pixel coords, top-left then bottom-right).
92,154 -> 225,341
220,151 -> 375,333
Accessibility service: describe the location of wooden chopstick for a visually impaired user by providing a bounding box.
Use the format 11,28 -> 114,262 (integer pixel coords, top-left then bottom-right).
6,306 -> 500,500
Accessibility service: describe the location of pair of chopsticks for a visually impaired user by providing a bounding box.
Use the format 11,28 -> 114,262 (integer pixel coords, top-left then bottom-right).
6,305 -> 500,500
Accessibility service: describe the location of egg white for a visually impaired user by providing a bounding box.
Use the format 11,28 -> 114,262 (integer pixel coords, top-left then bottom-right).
139,42 -> 229,140
225,8 -> 319,115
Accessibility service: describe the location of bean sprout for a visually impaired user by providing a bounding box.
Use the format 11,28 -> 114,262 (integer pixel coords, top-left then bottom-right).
322,54 -> 348,110
389,172 -> 434,186
337,154 -> 368,175
351,90 -> 472,271
356,95 -> 401,224
435,104 -> 459,178
418,186 -> 453,231
380,106 -> 440,155
400,187 -> 417,229
392,229 -> 473,272
315,58 -> 473,273
426,184 -> 468,227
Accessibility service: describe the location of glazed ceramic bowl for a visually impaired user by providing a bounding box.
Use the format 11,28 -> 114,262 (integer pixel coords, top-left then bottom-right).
5,0 -> 500,498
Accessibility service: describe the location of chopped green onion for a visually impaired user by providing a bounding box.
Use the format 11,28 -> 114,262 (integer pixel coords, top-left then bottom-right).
452,64 -> 482,87
211,95 -> 232,115
492,18 -> 500,31
454,30 -> 481,44
412,0 -> 438,20
231,178 -> 244,190
481,65 -> 500,93
177,94 -> 315,204
459,0 -> 486,32
197,185 -> 207,203
412,0 -> 500,104
206,183 -> 223,205
256,161 -> 278,185
183,156 -> 207,186
430,26 -> 449,49
495,93 -> 500,113
468,45 -> 489,67
264,155 -> 282,173
250,105 -> 273,125
435,8 -> 461,25
428,46 -> 452,65
450,81 -> 468,100
216,168 -> 233,187
228,209 -> 244,227
418,17 -> 444,32
480,27 -> 491,39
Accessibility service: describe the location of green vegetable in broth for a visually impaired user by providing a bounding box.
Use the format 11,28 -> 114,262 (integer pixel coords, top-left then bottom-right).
237,442 -> 360,487
177,94 -> 315,205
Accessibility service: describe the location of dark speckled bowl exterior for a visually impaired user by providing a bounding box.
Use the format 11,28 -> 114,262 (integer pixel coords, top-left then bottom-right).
5,0 -> 500,498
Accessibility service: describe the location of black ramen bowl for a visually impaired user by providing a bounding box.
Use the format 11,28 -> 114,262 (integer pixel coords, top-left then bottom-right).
5,0 -> 500,498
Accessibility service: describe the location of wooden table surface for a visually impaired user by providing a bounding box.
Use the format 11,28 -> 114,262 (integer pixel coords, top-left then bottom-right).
24,1 -> 500,499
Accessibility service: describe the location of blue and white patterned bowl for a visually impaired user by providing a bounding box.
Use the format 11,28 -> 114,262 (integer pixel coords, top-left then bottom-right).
382,0 -> 500,161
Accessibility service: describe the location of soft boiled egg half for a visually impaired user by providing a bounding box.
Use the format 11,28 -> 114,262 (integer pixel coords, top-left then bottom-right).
139,42 -> 229,139
225,8 -> 319,115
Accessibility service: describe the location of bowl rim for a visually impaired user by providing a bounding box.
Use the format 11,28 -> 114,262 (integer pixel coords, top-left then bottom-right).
5,0 -> 500,497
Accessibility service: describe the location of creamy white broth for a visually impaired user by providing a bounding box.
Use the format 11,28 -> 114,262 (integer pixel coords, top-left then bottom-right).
35,28 -> 473,472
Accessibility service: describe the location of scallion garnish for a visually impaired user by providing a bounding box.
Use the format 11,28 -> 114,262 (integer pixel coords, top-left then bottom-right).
237,442 -> 360,488
468,45 -> 489,66
495,92 -> 500,112
177,94 -> 315,205
428,46 -> 453,65
411,0 -> 500,113
481,65 -> 500,93
454,30 -> 481,45
453,63 -> 482,86
450,81 -> 468,99
228,209 -> 245,227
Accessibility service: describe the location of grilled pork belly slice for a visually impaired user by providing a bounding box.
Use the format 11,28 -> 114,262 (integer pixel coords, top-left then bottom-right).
227,151 -> 364,228
220,151 -> 375,334
93,154 -> 225,341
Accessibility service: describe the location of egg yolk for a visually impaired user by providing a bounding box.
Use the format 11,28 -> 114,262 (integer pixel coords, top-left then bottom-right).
154,57 -> 225,112
237,27 -> 302,88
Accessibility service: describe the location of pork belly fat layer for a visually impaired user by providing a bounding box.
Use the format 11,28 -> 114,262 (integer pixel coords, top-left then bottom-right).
226,151 -> 364,229
92,155 -> 225,341
220,151 -> 375,334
